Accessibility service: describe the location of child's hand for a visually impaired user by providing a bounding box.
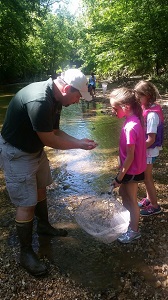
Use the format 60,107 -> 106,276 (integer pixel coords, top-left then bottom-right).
112,177 -> 122,188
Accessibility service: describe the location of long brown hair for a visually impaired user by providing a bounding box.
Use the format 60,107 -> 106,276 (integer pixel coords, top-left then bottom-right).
134,80 -> 161,105
110,87 -> 144,126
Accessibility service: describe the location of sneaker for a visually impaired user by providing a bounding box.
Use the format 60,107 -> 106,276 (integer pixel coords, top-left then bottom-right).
138,198 -> 150,208
140,204 -> 161,216
117,228 -> 141,244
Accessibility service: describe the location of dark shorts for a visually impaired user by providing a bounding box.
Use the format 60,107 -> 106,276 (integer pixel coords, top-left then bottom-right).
121,172 -> 144,184
88,84 -> 96,91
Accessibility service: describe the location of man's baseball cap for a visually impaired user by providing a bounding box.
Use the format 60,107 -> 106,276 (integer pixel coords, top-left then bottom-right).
60,69 -> 92,101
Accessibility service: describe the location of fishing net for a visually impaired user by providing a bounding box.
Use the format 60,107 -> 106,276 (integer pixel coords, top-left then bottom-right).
75,194 -> 130,244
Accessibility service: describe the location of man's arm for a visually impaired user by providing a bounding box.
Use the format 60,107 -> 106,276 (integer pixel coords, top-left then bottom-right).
37,130 -> 98,151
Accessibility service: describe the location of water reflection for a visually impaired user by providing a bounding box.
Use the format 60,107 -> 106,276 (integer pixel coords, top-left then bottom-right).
47,101 -> 122,196
0,83 -> 27,126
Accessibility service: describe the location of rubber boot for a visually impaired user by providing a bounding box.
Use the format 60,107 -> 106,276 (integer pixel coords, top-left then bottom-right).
35,199 -> 68,237
16,220 -> 48,276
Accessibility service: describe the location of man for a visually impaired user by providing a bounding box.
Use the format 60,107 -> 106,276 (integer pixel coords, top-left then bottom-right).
0,69 -> 98,276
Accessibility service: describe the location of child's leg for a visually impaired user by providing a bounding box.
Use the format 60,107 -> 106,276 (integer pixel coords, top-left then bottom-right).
119,184 -> 130,211
144,163 -> 159,208
119,182 -> 139,231
90,88 -> 94,98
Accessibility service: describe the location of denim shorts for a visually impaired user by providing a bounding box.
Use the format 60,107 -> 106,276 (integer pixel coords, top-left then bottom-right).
0,136 -> 52,207
147,156 -> 157,164
121,172 -> 144,184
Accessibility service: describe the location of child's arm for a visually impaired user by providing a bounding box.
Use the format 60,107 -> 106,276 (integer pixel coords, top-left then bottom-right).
146,112 -> 158,148
113,144 -> 135,186
146,133 -> 156,148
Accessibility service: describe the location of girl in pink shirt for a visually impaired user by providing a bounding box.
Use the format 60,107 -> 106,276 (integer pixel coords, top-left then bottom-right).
110,87 -> 146,243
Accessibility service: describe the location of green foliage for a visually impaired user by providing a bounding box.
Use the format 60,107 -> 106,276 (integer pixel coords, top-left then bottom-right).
81,0 -> 168,78
0,0 -> 45,82
1,0 -> 168,83
0,0 -> 81,83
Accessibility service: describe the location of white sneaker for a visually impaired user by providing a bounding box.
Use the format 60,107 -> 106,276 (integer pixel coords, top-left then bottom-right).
117,227 -> 141,244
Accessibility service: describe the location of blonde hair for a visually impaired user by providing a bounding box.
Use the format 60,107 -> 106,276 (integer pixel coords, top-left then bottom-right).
110,87 -> 144,126
134,80 -> 161,104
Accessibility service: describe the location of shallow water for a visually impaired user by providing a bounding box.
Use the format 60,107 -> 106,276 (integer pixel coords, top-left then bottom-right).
48,101 -> 121,196
0,89 -> 157,291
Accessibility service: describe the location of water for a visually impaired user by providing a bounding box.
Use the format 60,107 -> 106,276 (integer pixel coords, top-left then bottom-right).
0,87 -> 157,291
49,101 -> 121,196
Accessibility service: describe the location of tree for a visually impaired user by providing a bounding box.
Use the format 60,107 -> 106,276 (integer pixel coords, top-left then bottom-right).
0,0 -> 84,83
80,0 -> 168,77
0,0 -> 46,82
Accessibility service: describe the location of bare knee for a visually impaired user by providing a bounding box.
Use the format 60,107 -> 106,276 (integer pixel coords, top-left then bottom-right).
16,206 -> 35,222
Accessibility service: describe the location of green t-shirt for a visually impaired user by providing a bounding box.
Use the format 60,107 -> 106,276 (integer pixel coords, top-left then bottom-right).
1,78 -> 62,153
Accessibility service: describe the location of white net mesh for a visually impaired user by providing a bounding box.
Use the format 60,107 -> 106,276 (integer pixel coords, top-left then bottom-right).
75,194 -> 130,244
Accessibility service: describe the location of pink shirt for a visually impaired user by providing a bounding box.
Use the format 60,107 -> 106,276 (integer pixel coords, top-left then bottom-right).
119,115 -> 146,175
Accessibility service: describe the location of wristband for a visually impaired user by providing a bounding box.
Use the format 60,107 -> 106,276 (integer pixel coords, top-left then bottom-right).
115,176 -> 122,184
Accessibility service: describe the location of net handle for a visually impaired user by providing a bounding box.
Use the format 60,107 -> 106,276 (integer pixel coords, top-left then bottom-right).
108,184 -> 115,196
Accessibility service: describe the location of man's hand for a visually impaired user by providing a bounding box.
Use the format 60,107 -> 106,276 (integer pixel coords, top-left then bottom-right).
37,131 -> 98,150
80,138 -> 98,150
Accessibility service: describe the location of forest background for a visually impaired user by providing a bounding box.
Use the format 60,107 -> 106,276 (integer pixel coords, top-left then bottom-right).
1,0 -> 168,86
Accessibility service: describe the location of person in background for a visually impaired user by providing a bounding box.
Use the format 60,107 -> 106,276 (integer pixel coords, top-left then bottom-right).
110,88 -> 146,243
134,80 -> 163,216
0,69 -> 98,276
88,72 -> 96,99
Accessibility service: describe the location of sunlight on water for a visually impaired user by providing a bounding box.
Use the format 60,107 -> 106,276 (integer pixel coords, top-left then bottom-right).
46,101 -> 122,196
